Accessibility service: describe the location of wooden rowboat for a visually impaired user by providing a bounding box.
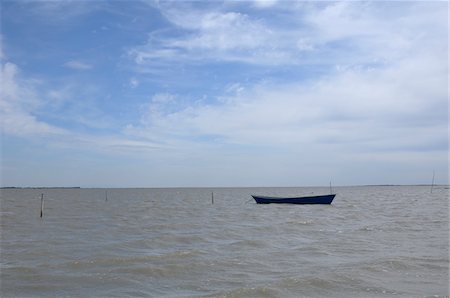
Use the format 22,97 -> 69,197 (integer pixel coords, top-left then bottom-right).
252,194 -> 336,204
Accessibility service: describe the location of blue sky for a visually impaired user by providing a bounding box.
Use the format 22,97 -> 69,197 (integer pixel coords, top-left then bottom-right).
1,1 -> 448,187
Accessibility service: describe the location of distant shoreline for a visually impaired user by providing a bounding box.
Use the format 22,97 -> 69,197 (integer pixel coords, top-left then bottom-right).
0,187 -> 81,189
1,185 -> 448,189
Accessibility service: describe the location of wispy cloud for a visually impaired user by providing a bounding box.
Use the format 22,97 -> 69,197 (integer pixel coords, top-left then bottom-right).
63,60 -> 93,70
131,1 -> 446,69
0,62 -> 66,136
129,77 -> 139,88
125,1 -> 447,154
126,52 -> 446,151
0,60 -> 160,154
130,4 -> 296,65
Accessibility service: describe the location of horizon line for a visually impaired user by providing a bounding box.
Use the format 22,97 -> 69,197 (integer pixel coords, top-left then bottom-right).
1,184 -> 448,189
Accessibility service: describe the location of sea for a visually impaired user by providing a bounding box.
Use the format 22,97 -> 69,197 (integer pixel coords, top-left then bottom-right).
1,186 -> 449,298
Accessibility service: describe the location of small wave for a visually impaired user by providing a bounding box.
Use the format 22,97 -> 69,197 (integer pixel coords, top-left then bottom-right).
111,266 -> 178,277
296,246 -> 330,257
1,266 -> 39,274
382,257 -> 448,271
365,259 -> 418,272
228,239 -> 265,249
358,226 -> 375,232
359,255 -> 449,275
153,234 -> 206,246
273,276 -> 350,297
205,286 -> 281,298
68,250 -> 201,269
304,277 -> 337,289
363,286 -> 403,296
276,275 -> 404,297
110,261 -> 211,278
286,220 -> 314,225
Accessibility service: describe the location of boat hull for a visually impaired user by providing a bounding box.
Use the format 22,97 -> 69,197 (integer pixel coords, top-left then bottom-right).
252,194 -> 335,204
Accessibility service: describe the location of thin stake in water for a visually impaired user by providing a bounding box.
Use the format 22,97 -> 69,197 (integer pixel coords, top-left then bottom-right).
211,192 -> 214,204
40,193 -> 44,218
431,170 -> 435,193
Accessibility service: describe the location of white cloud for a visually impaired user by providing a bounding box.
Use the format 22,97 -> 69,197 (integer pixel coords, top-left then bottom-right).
0,56 -> 163,157
170,12 -> 270,50
0,62 -> 66,136
63,60 -> 93,70
126,1 -> 447,157
126,47 -> 447,159
130,5 -> 293,65
132,1 -> 447,69
151,93 -> 176,104
0,61 -> 164,156
129,77 -> 139,88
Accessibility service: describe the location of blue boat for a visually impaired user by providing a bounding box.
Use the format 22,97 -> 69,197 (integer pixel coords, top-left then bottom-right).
252,194 -> 336,204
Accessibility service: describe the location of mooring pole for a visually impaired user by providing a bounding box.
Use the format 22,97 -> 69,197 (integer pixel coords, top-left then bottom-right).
431,170 -> 435,194
211,192 -> 214,204
40,193 -> 44,218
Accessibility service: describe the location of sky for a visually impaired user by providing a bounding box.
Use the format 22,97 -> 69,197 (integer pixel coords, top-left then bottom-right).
0,0 -> 448,187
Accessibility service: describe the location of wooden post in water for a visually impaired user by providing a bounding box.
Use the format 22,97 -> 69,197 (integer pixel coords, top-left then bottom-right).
211,192 -> 214,204
431,170 -> 435,193
40,193 -> 44,218
105,190 -> 108,202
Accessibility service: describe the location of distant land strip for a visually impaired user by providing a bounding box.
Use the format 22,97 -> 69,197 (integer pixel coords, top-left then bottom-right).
1,187 -> 81,189
1,185 -> 449,189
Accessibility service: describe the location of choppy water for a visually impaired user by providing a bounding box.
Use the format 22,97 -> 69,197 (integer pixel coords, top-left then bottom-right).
1,186 -> 449,297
